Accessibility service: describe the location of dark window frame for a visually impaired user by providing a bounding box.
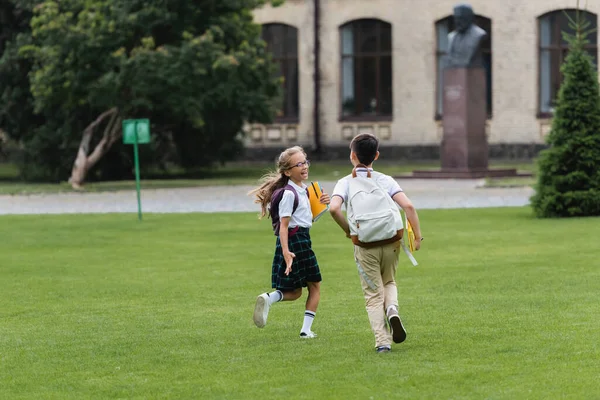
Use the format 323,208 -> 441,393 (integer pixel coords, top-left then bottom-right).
262,23 -> 300,123
339,19 -> 393,121
435,15 -> 493,120
537,9 -> 598,118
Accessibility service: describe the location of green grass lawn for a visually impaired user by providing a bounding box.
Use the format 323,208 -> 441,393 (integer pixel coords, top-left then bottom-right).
0,160 -> 536,194
2,208 -> 598,399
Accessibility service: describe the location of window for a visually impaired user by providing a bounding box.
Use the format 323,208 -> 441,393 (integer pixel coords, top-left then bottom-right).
262,23 -> 299,121
435,16 -> 492,118
538,10 -> 598,115
340,19 -> 393,119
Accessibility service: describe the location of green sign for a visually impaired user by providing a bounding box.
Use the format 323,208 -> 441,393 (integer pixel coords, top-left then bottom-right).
122,119 -> 150,144
122,118 -> 151,221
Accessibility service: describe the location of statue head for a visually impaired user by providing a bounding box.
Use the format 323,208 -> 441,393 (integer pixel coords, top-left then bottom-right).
453,3 -> 475,33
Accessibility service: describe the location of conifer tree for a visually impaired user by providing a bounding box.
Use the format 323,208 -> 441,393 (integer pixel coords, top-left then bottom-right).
531,4 -> 600,217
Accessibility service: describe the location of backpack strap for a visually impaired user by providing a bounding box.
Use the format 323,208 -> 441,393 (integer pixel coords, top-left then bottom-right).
271,184 -> 299,216
270,184 -> 300,237
275,184 -> 300,237
352,164 -> 372,178
284,184 -> 300,214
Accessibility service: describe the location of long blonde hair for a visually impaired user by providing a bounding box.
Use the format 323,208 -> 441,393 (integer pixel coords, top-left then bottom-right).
248,146 -> 307,218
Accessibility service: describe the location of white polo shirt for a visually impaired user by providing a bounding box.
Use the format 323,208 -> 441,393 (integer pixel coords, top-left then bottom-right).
332,167 -> 403,205
278,180 -> 313,228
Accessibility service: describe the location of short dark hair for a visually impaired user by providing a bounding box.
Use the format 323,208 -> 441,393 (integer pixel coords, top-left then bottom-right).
349,134 -> 379,165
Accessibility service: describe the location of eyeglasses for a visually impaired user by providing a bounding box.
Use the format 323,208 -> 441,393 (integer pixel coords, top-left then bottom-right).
289,160 -> 310,169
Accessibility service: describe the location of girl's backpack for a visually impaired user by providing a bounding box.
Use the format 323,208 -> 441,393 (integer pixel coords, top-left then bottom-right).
269,185 -> 299,236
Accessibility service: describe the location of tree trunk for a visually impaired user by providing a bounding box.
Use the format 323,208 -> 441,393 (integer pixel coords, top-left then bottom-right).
69,108 -> 121,189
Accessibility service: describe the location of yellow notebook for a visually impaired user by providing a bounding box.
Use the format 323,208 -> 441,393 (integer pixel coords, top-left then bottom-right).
401,212 -> 419,266
308,181 -> 329,222
406,216 -> 416,252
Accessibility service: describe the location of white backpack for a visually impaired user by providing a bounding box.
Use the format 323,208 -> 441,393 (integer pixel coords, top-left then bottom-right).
347,166 -> 404,247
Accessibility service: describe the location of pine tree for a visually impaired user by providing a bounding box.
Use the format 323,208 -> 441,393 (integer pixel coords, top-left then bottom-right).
531,5 -> 600,217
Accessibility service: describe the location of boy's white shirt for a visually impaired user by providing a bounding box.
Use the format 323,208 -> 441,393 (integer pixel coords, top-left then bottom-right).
278,180 -> 313,228
332,167 -> 403,204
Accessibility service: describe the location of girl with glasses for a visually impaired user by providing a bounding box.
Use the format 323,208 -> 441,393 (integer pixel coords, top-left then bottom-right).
248,146 -> 330,338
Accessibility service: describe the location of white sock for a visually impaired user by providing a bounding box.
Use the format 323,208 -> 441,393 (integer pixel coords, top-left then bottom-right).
267,290 -> 283,305
386,305 -> 398,317
301,310 -> 316,333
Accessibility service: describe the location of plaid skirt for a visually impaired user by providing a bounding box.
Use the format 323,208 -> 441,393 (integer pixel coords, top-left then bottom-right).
272,227 -> 322,291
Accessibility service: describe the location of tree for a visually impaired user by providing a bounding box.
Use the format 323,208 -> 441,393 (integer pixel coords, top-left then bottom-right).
531,5 -> 600,217
16,0 -> 282,186
0,1 -> 42,164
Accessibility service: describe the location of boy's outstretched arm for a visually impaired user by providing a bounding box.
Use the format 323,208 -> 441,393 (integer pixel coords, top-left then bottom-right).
329,196 -> 350,238
393,192 -> 422,250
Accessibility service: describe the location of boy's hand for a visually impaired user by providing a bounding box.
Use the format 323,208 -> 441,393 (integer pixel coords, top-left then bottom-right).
284,251 -> 296,275
414,237 -> 422,251
319,193 -> 330,205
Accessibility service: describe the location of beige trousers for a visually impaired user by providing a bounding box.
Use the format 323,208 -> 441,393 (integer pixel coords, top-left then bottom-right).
353,240 -> 401,348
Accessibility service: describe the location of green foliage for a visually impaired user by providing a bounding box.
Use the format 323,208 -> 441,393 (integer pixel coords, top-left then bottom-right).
0,0 -> 281,181
0,1 -> 42,144
531,10 -> 600,217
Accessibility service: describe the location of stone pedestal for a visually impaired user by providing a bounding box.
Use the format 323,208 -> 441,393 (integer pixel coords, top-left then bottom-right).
441,67 -> 487,170
413,67 -> 517,179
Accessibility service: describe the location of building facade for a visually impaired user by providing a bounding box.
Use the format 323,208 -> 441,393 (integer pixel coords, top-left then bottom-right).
248,0 -> 599,159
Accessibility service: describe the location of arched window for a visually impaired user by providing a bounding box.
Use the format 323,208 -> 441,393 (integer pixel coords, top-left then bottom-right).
435,15 -> 492,119
538,10 -> 598,115
262,23 -> 299,121
340,19 -> 393,119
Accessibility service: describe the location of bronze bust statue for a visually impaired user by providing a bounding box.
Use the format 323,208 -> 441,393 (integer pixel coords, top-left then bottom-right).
447,3 -> 487,68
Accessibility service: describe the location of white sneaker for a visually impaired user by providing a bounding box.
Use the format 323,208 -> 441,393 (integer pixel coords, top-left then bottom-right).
300,331 -> 317,339
253,293 -> 270,328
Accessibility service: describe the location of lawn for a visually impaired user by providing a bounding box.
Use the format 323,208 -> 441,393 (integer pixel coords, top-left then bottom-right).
0,159 -> 536,195
1,208 -> 598,399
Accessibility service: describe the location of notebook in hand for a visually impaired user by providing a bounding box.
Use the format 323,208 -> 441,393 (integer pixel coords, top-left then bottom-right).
308,181 -> 329,222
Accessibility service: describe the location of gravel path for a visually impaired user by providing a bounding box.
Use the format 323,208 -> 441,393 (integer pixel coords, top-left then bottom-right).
0,179 -> 534,215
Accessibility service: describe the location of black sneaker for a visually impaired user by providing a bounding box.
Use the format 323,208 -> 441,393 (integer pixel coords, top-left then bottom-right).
389,315 -> 407,343
376,345 -> 391,353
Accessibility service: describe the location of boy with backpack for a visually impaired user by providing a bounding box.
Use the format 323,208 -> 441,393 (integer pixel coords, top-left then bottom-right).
329,133 -> 423,353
